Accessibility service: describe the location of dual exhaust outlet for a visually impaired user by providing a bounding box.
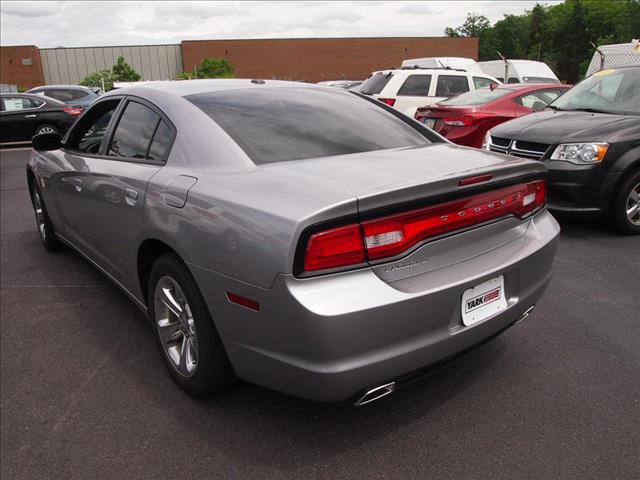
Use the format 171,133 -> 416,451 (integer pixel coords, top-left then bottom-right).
353,304 -> 536,406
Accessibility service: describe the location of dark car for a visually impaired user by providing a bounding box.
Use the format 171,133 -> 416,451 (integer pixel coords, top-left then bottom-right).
0,93 -> 82,144
415,83 -> 571,148
27,85 -> 102,107
485,65 -> 640,234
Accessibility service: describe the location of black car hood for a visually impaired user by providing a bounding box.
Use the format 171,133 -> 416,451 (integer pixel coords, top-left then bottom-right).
491,109 -> 640,144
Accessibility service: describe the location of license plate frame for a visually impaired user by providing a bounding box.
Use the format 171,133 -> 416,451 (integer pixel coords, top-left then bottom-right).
461,275 -> 507,326
423,118 -> 436,129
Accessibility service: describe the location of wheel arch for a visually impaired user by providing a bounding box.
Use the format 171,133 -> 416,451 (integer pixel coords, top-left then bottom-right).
137,238 -> 182,307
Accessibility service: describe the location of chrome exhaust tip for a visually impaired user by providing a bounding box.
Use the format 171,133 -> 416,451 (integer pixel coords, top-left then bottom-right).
353,382 -> 396,406
514,305 -> 536,325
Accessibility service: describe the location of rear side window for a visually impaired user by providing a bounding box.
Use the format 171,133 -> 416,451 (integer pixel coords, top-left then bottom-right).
109,101 -> 160,159
435,76 -> 470,97
397,75 -> 432,96
186,87 -> 430,165
360,72 -> 394,95
473,77 -> 498,89
147,121 -> 172,161
515,89 -> 563,109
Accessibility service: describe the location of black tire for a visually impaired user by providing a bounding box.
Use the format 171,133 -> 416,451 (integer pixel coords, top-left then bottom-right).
148,253 -> 235,397
35,124 -> 59,136
30,178 -> 63,251
611,170 -> 640,235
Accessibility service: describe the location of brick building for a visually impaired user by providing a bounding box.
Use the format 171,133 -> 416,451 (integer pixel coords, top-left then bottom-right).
181,37 -> 478,83
1,37 -> 478,89
0,45 -> 44,89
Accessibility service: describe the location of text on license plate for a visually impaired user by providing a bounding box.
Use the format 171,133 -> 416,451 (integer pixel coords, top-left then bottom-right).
461,275 -> 507,326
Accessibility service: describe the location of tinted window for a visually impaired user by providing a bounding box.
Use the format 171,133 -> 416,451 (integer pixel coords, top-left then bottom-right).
435,76 -> 470,97
187,88 -> 430,165
507,77 -> 521,84
47,90 -> 75,102
71,90 -> 90,100
66,99 -> 120,154
147,121 -> 172,161
109,101 -> 160,159
473,77 -> 498,89
397,75 -> 432,96
439,88 -> 513,106
2,97 -> 43,111
360,72 -> 394,95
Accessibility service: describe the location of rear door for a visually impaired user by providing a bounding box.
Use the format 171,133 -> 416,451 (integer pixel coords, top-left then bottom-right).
74,97 -> 174,291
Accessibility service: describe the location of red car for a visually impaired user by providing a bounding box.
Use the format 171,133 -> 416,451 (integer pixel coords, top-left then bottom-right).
414,84 -> 571,148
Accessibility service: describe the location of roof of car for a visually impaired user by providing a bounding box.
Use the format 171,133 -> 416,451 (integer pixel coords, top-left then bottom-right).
0,92 -> 67,104
28,85 -> 94,91
104,79 -> 327,98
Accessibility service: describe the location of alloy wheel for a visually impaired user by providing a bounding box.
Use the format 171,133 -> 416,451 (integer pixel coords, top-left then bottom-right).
153,276 -> 199,377
626,181 -> 640,226
37,126 -> 56,134
33,190 -> 46,240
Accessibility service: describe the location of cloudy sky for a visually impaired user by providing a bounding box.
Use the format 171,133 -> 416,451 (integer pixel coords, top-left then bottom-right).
1,1 -> 561,48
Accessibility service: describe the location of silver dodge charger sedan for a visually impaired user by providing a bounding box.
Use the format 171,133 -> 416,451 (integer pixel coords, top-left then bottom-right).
27,80 -> 560,405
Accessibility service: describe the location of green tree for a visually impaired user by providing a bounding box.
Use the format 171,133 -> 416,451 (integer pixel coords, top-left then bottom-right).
111,56 -> 141,82
193,57 -> 234,79
79,69 -> 116,91
445,13 -> 491,38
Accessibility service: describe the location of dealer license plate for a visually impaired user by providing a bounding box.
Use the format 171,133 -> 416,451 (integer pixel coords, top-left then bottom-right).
461,275 -> 507,326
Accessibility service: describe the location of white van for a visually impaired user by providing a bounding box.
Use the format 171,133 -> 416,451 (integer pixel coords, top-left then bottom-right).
359,66 -> 500,118
478,60 -> 560,84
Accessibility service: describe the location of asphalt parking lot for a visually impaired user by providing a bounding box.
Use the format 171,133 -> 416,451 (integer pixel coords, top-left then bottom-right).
1,147 -> 638,479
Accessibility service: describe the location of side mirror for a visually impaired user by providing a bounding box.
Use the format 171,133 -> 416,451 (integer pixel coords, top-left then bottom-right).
32,132 -> 62,151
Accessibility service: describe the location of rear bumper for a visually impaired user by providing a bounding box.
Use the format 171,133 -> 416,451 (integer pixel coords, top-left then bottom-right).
191,210 -> 560,402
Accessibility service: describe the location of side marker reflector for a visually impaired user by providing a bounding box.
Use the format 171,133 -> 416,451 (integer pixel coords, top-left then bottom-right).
226,292 -> 260,311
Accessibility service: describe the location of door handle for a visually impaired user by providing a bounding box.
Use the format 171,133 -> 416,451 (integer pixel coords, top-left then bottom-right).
125,188 -> 138,206
25,114 -> 36,119
74,178 -> 83,192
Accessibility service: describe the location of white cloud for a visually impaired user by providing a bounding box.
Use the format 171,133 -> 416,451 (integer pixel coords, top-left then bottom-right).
0,1 -> 563,48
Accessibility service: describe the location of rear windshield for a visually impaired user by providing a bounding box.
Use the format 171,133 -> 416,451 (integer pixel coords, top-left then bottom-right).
186,87 -> 430,164
359,72 -> 394,95
439,88 -> 513,106
523,77 -> 560,84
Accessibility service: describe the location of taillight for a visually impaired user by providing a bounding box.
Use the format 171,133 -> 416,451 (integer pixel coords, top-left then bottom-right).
378,98 -> 396,107
63,107 -> 83,116
301,180 -> 546,273
303,224 -> 365,272
442,113 -> 495,127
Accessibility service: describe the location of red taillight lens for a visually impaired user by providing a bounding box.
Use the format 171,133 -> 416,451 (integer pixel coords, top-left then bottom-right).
362,180 -> 546,260
442,113 -> 495,127
304,224 -> 365,272
301,180 -> 546,272
378,98 -> 396,107
63,107 -> 83,116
